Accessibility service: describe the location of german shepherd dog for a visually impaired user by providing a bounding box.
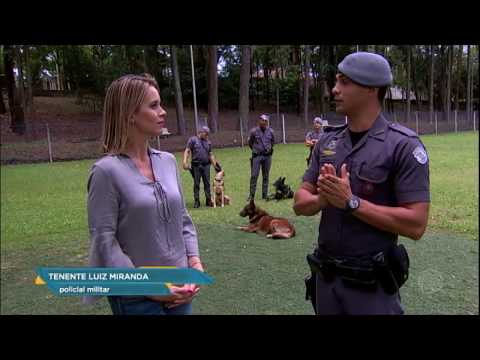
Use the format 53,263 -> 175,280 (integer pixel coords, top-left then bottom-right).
212,170 -> 231,208
267,177 -> 294,201
238,200 -> 295,239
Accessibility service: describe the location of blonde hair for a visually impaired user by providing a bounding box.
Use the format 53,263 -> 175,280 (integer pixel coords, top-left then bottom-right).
101,73 -> 160,154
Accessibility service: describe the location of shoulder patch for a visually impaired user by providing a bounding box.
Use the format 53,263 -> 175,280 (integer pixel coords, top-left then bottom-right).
389,123 -> 418,137
323,124 -> 348,133
413,146 -> 428,164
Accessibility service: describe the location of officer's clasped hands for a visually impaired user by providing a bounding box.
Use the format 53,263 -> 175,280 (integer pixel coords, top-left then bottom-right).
317,163 -> 353,209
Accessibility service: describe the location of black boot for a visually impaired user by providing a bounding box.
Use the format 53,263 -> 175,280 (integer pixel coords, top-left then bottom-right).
194,199 -> 200,208
206,198 -> 214,207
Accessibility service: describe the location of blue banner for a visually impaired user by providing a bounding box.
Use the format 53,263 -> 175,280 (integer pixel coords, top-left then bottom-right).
35,267 -> 214,297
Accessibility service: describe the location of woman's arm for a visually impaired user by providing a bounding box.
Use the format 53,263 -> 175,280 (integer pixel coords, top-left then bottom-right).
87,165 -> 135,268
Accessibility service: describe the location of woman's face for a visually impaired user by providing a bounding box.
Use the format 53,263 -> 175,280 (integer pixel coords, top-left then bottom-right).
132,86 -> 167,137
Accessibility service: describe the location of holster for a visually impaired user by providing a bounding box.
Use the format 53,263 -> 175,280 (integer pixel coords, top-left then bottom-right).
306,245 -> 410,302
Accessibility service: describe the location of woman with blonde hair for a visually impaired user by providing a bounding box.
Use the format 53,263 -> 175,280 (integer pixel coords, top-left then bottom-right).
86,74 -> 204,315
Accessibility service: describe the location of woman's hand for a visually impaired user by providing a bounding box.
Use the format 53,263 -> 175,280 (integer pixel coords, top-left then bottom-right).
163,284 -> 200,309
147,284 -> 197,307
188,256 -> 204,272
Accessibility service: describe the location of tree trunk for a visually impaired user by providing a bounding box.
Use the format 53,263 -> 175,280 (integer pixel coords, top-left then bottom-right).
14,46 -> 26,110
170,46 -> 186,135
207,45 -> 219,133
142,46 -> 148,73
292,45 -> 302,115
429,45 -> 434,123
250,50 -> 255,111
255,62 -> 260,107
466,45 -> 471,119
23,45 -> 33,110
455,45 -> 462,112
4,45 -> 26,135
411,46 -> 422,112
446,45 -> 453,122
238,45 -> 252,132
0,45 -> 6,114
303,45 -> 311,128
0,87 -> 6,114
406,46 -> 411,123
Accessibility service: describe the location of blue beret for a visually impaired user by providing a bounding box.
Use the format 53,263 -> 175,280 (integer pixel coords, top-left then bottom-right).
338,52 -> 393,87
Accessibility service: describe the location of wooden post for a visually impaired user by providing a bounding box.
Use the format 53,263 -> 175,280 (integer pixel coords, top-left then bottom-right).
156,136 -> 161,150
454,110 -> 458,133
435,112 -> 438,135
345,116 -> 348,124
474,111 -> 477,132
276,87 -> 280,130
415,111 -> 419,134
239,116 -> 244,148
282,114 -> 286,144
46,123 -> 53,163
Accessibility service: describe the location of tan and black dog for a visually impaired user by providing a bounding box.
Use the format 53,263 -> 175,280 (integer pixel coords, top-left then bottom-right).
212,170 -> 231,208
238,200 -> 295,239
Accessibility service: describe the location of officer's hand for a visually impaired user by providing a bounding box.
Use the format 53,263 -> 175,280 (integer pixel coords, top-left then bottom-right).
317,163 -> 352,209
315,163 -> 336,206
182,162 -> 190,170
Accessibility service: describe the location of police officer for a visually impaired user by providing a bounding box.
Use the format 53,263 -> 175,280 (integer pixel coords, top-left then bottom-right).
248,114 -> 275,201
293,52 -> 430,315
305,117 -> 324,167
183,126 -> 218,208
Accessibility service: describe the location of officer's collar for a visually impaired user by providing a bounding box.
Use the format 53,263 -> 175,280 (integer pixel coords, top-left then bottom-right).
336,113 -> 388,142
368,113 -> 389,141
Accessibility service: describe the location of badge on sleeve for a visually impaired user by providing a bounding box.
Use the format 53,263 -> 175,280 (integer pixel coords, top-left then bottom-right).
413,146 -> 428,164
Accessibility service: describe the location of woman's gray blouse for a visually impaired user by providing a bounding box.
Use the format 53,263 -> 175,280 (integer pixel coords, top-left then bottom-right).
87,148 -> 199,271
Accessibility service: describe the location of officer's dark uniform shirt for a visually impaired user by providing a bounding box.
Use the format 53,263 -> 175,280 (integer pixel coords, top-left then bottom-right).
187,136 -> 212,164
303,114 -> 430,257
305,129 -> 324,142
249,127 -> 275,155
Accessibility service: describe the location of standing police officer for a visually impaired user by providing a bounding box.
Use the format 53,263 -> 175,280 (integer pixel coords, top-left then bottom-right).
248,114 -> 275,201
183,126 -> 218,208
305,117 -> 324,167
293,52 -> 430,315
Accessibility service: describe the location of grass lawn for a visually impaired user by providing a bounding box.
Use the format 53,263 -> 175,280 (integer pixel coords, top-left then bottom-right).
1,131 -> 478,315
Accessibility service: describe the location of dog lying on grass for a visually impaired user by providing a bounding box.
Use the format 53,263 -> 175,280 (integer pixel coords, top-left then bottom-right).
238,200 -> 295,239
267,177 -> 294,201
